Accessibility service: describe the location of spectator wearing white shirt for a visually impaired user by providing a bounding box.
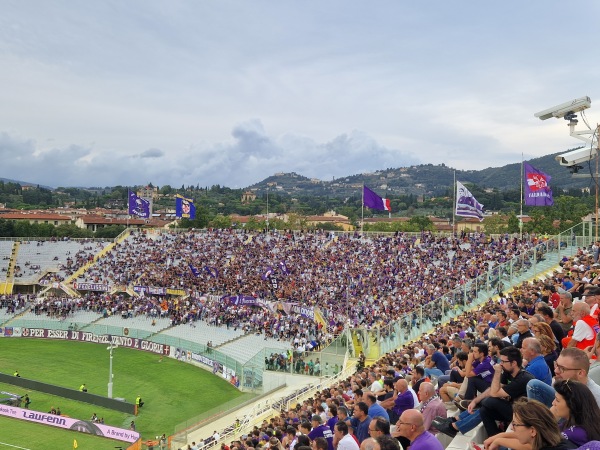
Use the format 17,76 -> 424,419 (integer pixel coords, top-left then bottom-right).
334,420 -> 359,450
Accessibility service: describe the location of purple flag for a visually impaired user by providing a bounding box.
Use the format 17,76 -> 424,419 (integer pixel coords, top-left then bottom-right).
175,195 -> 196,219
262,266 -> 273,280
524,162 -> 554,206
128,191 -> 150,218
455,181 -> 484,222
189,263 -> 201,277
279,260 -> 290,275
363,185 -> 391,211
204,266 -> 219,278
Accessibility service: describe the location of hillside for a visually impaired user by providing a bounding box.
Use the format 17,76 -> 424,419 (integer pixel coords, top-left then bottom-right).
248,148 -> 593,198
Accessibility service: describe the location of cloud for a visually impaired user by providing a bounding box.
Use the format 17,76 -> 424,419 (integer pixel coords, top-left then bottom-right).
2,2 -> 600,189
0,124 -> 420,188
137,148 -> 164,158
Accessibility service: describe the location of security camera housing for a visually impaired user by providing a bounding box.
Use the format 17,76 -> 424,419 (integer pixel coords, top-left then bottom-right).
534,96 -> 591,120
555,147 -> 598,167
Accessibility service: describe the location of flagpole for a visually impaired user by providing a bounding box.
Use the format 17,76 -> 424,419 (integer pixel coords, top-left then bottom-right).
520,155 -> 523,240
361,185 -> 364,235
127,188 -> 130,229
595,130 -> 600,242
387,185 -> 391,219
452,171 -> 456,236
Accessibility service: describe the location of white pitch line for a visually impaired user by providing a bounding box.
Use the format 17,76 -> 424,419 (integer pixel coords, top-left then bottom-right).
0,442 -> 32,450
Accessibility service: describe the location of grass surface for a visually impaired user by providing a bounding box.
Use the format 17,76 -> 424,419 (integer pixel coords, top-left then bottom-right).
0,338 -> 253,445
0,415 -> 124,450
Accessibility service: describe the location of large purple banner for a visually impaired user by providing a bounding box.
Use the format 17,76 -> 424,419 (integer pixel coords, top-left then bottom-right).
18,328 -> 170,355
128,190 -> 150,219
524,162 -> 554,206
0,404 -> 140,442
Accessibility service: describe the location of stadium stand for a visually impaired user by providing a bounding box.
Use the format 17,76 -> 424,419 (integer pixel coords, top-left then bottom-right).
5,226 -> 598,449
0,240 -> 13,280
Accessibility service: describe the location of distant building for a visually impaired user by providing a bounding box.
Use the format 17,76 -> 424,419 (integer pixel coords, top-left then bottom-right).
75,215 -> 146,232
307,211 -> 353,231
0,212 -> 72,227
241,191 -> 256,203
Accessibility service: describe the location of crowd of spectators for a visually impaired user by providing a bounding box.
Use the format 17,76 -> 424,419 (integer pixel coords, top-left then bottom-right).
0,293 -> 29,313
2,229 -> 554,356
196,246 -> 600,450
31,229 -> 542,335
10,239 -> 106,281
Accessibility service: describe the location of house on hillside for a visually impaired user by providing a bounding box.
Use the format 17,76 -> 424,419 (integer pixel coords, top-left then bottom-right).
307,211 -> 353,230
75,215 -> 146,232
0,212 -> 72,227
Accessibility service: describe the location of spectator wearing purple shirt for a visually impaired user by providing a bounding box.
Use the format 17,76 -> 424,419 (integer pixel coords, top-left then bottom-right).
394,409 -> 443,450
326,405 -> 338,431
464,343 -> 494,400
308,415 -> 334,450
552,379 -> 600,447
380,379 -> 414,425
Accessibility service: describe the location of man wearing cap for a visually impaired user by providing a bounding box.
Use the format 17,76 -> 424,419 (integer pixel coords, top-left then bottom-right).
308,414 -> 334,450
563,275 -> 574,291
548,285 -> 561,309
584,286 -> 600,319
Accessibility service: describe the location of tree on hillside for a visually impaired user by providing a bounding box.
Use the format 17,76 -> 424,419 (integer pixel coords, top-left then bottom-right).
483,215 -> 508,234
408,216 -> 434,232
507,213 -> 520,233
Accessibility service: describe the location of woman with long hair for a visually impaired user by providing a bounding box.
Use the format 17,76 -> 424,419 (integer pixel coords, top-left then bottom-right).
537,334 -> 558,377
532,322 -> 557,345
552,379 -> 600,446
481,398 -> 572,450
511,399 -> 571,450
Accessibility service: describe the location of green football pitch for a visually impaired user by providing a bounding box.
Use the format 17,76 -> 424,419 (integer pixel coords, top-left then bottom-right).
0,338 -> 254,448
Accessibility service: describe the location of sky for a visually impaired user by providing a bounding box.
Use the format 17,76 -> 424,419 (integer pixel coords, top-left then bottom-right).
1,1 -> 600,189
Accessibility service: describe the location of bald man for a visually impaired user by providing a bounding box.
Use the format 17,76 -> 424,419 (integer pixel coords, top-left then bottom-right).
359,437 -> 376,450
417,382 -> 446,433
563,302 -> 599,349
395,410 -> 443,450
380,379 -> 414,425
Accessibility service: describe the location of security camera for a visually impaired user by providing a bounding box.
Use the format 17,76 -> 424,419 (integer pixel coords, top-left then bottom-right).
555,147 -> 598,167
534,96 -> 591,120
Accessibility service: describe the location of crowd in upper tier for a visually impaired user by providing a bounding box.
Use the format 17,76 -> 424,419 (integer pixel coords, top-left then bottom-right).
74,229 -> 542,327
0,229 -> 552,352
191,246 -> 600,450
